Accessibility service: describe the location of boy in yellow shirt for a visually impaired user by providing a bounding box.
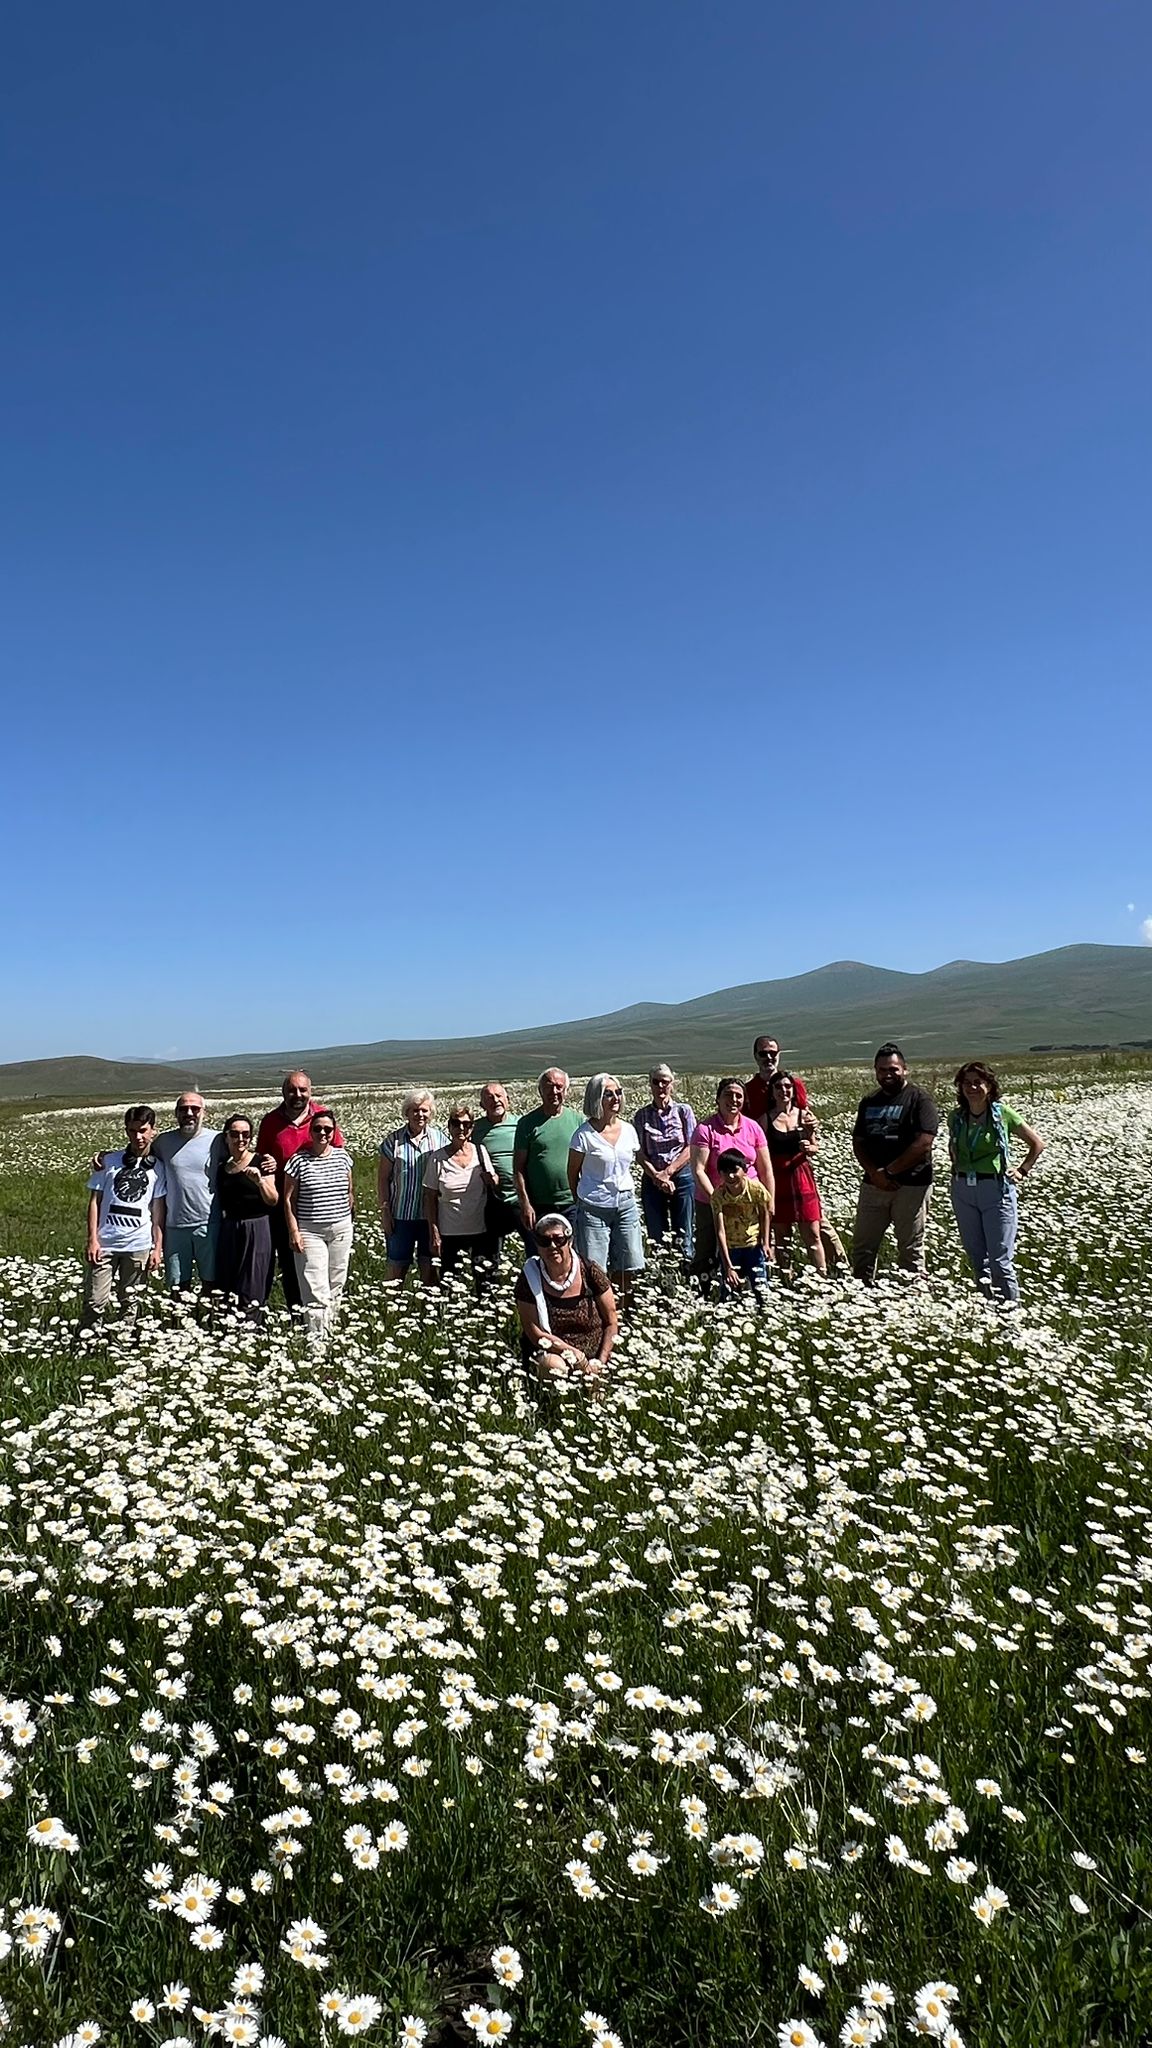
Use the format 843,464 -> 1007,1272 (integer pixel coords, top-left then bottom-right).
711,1149 -> 772,1295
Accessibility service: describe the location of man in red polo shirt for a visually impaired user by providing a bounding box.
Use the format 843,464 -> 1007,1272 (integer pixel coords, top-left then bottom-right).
743,1033 -> 846,1270
257,1071 -> 345,1309
743,1035 -> 810,1125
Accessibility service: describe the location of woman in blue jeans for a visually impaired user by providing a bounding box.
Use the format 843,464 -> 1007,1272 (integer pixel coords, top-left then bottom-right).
567,1073 -> 645,1298
948,1062 -> 1045,1303
634,1065 -> 697,1258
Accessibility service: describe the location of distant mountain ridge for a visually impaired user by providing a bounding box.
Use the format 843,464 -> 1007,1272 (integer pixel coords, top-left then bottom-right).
2,945 -> 1150,1099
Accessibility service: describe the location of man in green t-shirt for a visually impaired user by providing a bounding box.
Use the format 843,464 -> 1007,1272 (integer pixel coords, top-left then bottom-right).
514,1069 -> 582,1243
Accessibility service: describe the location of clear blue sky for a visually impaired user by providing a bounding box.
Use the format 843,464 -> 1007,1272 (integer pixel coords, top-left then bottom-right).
3,2 -> 1150,1060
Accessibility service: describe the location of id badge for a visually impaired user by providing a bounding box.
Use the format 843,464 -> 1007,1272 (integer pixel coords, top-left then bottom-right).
966,1172 -> 977,1187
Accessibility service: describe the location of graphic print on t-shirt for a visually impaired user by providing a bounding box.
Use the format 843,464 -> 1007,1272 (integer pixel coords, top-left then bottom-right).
109,1159 -> 151,1226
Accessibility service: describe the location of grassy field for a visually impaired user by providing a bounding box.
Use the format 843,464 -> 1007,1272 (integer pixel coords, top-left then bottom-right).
0,1058 -> 1150,2048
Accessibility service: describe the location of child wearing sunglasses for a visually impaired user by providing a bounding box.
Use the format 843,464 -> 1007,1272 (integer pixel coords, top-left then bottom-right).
711,1149 -> 773,1297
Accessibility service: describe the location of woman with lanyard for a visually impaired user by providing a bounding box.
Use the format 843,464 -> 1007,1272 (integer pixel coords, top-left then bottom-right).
513,1212 -> 618,1384
948,1061 -> 1045,1304
284,1111 -> 355,1342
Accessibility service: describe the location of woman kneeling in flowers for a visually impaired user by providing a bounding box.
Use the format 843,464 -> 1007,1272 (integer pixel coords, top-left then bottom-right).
514,1211 -> 618,1382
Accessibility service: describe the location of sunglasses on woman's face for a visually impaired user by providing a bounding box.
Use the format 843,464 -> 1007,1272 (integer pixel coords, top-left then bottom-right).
313,1126 -> 334,1137
539,1234 -> 571,1249
449,1117 -> 473,1128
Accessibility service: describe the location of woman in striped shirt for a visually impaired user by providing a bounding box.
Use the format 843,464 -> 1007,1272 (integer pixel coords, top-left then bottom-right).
284,1111 -> 355,1343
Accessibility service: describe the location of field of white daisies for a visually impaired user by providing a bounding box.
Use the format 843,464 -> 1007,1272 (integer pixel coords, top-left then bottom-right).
1,1058 -> 1150,2048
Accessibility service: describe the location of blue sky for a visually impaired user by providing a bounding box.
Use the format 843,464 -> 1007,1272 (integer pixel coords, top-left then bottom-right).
3,2 -> 1150,1060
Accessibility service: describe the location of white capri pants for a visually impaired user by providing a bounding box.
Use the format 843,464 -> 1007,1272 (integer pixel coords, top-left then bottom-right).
294,1220 -> 354,1338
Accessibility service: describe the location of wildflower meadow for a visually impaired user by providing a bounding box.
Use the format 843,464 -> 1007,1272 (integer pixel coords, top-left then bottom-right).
0,1059 -> 1150,2048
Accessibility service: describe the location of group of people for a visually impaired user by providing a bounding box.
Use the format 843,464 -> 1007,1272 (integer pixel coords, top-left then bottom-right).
77,1038 -> 1046,1369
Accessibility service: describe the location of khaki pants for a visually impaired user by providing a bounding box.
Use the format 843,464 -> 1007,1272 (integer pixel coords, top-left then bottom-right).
80,1250 -> 151,1327
294,1220 -> 354,1342
852,1182 -> 931,1282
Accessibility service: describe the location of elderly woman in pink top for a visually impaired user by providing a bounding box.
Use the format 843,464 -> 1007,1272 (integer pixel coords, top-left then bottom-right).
690,1078 -> 774,1285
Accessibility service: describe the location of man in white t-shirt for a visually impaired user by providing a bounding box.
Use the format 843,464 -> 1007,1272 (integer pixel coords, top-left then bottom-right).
77,1105 -> 167,1336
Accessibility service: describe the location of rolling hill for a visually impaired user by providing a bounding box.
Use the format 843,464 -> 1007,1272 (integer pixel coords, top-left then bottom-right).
2,945 -> 1150,1099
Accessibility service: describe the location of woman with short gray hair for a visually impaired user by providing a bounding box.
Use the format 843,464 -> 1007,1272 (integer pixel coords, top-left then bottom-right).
567,1073 -> 644,1292
378,1089 -> 447,1284
634,1065 -> 697,1258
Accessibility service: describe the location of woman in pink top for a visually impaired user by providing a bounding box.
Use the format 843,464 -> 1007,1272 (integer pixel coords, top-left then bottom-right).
690,1079 -> 774,1284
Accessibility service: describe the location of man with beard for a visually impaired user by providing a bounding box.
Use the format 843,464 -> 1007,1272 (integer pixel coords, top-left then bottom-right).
851,1043 -> 939,1283
77,1106 -> 167,1335
152,1093 -> 224,1296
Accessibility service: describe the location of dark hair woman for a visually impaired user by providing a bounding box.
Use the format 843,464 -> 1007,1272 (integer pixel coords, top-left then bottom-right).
215,1114 -> 278,1315
764,1072 -> 827,1275
948,1062 -> 1045,1303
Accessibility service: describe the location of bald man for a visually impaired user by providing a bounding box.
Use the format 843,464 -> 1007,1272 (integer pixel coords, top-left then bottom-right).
257,1072 -> 345,1308
151,1093 -> 225,1295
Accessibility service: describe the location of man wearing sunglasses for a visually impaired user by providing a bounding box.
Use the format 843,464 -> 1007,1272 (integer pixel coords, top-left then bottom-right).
257,1072 -> 345,1308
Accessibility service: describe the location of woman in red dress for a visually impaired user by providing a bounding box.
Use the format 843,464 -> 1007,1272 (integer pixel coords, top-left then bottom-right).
763,1073 -> 827,1275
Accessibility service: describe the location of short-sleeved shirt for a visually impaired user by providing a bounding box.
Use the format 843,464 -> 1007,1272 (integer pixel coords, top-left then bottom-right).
633,1100 -> 697,1171
379,1123 -> 449,1222
569,1121 -> 641,1207
473,1114 -> 519,1204
744,1072 -> 810,1124
514,1257 -> 611,1359
153,1127 -> 224,1230
710,1176 -> 771,1250
853,1083 -> 939,1186
284,1147 -> 354,1227
951,1103 -> 1024,1178
514,1106 -> 582,1213
690,1113 -> 766,1202
423,1144 -> 496,1236
257,1104 -> 345,1186
88,1151 -> 168,1254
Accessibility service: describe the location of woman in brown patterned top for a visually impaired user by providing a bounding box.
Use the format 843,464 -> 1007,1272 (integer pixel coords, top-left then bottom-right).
513,1211 -> 618,1382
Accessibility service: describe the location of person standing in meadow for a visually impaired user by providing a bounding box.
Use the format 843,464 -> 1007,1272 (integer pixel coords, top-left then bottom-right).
152,1093 -> 224,1296
423,1103 -> 500,1290
567,1073 -> 645,1294
633,1065 -> 697,1258
257,1072 -> 345,1308
474,1081 -> 526,1257
948,1061 -> 1045,1304
284,1111 -> 355,1342
513,1068 -> 581,1246
76,1105 -> 167,1337
689,1079 -> 774,1284
851,1044 -> 938,1282
711,1149 -> 772,1297
763,1072 -> 827,1275
746,1035 -> 846,1270
378,1088 -> 447,1284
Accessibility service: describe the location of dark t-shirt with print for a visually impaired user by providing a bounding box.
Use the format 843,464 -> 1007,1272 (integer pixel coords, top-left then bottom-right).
852,1083 -> 939,1186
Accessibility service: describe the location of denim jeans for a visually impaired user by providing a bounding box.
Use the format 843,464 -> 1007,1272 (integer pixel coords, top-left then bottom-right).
950,1174 -> 1019,1301
640,1168 -> 695,1256
575,1193 -> 645,1272
164,1220 -> 217,1291
724,1243 -> 768,1293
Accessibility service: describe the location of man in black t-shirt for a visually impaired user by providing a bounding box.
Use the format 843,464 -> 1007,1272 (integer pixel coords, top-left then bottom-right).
851,1043 -> 939,1282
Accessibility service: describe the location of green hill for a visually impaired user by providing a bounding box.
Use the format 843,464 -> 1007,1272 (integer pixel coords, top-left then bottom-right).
3,944 -> 1150,1099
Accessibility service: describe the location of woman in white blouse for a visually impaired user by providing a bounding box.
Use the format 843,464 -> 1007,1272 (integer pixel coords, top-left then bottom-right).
567,1073 -> 645,1295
